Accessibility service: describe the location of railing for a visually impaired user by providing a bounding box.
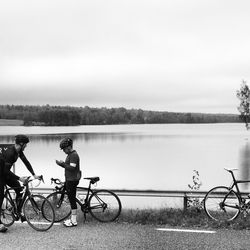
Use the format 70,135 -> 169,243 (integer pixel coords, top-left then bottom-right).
32,187 -> 210,210
11,185 -> 250,210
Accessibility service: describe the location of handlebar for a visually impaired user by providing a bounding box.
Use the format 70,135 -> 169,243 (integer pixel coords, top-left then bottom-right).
51,177 -> 63,185
23,175 -> 44,187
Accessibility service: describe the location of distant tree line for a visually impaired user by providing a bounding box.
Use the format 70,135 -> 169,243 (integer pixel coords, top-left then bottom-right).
0,104 -> 241,126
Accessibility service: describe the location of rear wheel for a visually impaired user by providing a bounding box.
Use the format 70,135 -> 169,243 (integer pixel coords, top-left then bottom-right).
204,186 -> 240,222
46,191 -> 71,222
23,195 -> 55,231
1,196 -> 15,227
89,190 -> 122,222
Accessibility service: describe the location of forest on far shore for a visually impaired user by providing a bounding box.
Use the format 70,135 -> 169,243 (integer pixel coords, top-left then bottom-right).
0,104 -> 241,126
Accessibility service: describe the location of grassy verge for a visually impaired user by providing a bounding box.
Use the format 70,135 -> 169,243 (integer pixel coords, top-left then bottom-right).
81,208 -> 250,230
0,119 -> 23,126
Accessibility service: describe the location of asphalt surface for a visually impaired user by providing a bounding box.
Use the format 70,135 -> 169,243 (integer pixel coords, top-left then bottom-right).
1,221 -> 250,250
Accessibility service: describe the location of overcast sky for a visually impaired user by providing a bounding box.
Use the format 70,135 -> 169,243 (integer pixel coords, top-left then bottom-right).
1,0 -> 250,114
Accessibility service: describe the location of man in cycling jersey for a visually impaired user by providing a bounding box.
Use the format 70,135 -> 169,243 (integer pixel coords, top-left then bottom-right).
56,137 -> 81,227
0,134 -> 40,233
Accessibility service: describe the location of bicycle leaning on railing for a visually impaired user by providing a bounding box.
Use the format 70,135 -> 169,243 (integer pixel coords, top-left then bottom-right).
0,175 -> 55,231
47,176 -> 122,223
204,168 -> 250,222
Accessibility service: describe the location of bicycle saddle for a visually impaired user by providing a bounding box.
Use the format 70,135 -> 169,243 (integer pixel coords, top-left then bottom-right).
84,177 -> 100,184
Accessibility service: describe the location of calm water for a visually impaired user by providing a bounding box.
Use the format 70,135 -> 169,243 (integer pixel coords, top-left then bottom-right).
0,123 -> 250,196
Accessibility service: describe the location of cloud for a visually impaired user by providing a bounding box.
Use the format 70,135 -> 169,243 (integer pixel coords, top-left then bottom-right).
0,0 -> 249,113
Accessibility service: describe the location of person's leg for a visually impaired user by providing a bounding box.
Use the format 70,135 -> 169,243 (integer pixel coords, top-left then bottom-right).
70,181 -> 79,224
65,181 -> 79,226
0,177 -> 8,232
5,177 -> 22,212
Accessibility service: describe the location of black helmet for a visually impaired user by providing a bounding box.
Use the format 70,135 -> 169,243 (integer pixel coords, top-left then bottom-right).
15,134 -> 30,145
60,138 -> 73,149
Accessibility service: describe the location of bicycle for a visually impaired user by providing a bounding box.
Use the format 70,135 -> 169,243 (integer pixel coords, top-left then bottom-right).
204,168 -> 250,222
46,176 -> 122,223
0,176 -> 55,231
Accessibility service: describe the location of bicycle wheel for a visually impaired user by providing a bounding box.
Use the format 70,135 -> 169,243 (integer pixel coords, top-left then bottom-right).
23,195 -> 55,231
204,186 -> 240,222
1,196 -> 15,227
46,191 -> 71,222
89,190 -> 122,222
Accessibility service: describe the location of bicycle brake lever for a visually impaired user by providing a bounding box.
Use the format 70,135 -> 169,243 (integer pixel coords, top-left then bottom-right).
40,175 -> 44,183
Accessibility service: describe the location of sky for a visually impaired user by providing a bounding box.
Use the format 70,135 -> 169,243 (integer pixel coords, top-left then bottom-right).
1,0 -> 250,114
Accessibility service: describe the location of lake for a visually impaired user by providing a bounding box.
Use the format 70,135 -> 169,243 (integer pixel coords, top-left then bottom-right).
0,123 -> 250,208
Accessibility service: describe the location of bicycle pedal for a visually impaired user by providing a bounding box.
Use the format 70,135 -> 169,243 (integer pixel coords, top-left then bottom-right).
14,215 -> 20,221
20,215 -> 26,222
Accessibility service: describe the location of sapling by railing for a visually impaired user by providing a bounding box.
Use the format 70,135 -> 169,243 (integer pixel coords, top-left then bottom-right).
187,170 -> 203,211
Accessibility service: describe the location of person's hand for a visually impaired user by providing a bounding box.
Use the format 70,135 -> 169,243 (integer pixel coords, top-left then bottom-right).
56,160 -> 65,167
33,174 -> 41,180
19,176 -> 28,183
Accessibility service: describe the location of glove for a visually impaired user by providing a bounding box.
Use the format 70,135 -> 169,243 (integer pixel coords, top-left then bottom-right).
19,176 -> 28,183
33,174 -> 40,179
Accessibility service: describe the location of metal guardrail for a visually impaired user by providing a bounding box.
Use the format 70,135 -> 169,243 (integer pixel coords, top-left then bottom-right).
32,188 -> 250,210
32,188 -> 210,210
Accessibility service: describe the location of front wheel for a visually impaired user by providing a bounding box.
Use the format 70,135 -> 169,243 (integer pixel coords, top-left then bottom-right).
46,191 -> 71,222
204,186 -> 240,222
1,196 -> 15,227
89,190 -> 122,222
23,195 -> 55,231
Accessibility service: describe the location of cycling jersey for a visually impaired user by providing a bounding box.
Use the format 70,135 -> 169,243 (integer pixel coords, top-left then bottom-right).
0,145 -> 35,180
64,150 -> 80,181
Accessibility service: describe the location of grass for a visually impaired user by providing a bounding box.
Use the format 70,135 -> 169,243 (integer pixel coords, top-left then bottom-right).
79,207 -> 250,230
0,119 -> 23,126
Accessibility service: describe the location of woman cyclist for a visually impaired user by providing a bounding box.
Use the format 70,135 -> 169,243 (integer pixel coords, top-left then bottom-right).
56,137 -> 81,227
0,134 -> 40,233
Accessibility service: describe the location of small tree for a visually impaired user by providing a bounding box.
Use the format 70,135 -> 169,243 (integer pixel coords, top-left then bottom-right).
187,170 -> 203,211
236,80 -> 250,130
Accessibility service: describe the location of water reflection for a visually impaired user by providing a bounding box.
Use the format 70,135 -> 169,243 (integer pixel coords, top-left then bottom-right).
0,133 -> 180,144
239,140 -> 250,189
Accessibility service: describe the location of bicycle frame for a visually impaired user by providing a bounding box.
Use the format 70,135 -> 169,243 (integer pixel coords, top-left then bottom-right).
226,169 -> 250,201
4,182 -> 34,218
54,179 -> 96,207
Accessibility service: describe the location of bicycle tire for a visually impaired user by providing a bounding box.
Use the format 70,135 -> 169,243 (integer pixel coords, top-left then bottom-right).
204,186 -> 240,222
23,195 -> 55,231
1,196 -> 15,227
46,191 -> 71,222
89,190 -> 122,222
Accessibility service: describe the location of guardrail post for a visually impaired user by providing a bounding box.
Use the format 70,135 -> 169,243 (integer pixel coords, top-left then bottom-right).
183,193 -> 188,211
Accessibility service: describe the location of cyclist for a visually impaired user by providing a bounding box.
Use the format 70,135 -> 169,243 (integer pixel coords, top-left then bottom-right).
56,137 -> 81,227
0,134 -> 40,233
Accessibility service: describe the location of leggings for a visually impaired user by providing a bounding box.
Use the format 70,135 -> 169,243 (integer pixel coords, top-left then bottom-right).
0,175 -> 22,223
65,180 -> 79,210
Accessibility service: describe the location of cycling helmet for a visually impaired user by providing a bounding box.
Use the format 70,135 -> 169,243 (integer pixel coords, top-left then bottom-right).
15,134 -> 30,145
60,138 -> 73,149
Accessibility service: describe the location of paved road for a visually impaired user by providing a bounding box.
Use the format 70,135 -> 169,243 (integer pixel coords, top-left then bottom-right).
1,221 -> 250,250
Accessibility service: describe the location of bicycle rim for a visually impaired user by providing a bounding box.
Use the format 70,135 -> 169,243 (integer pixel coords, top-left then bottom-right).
23,195 -> 55,231
46,192 -> 71,222
204,186 -> 240,222
1,196 -> 15,227
89,190 -> 122,222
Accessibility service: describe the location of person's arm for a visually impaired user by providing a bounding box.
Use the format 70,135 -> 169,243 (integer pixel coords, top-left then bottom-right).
56,161 -> 76,171
2,162 -> 20,180
56,154 -> 79,171
19,151 -> 35,176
